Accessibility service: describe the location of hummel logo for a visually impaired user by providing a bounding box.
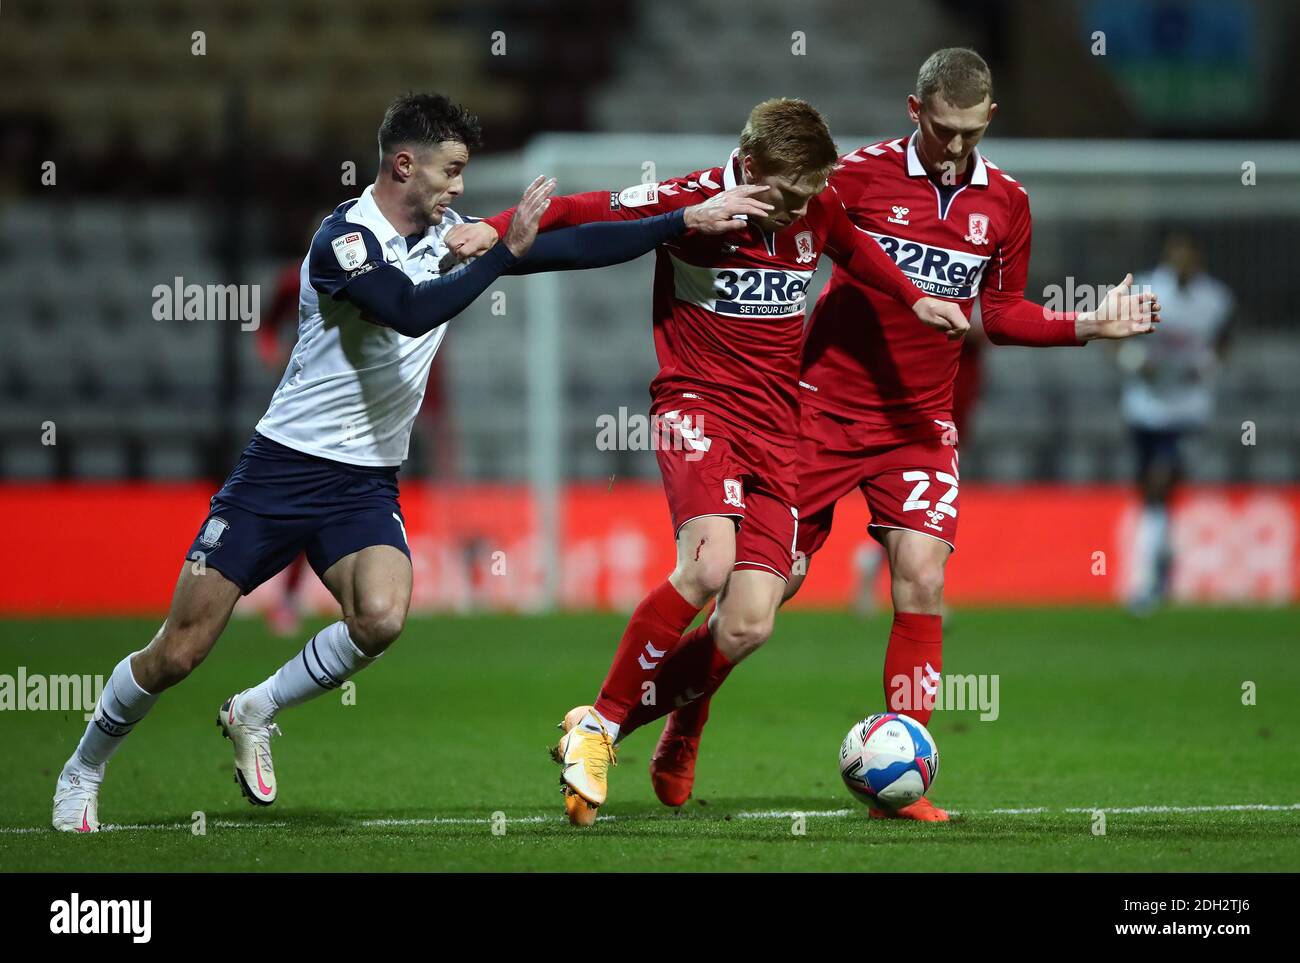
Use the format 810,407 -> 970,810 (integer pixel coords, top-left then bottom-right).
637,641 -> 667,671
887,205 -> 910,226
921,662 -> 940,696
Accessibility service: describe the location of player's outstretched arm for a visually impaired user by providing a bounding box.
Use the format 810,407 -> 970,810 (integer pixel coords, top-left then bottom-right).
505,209 -> 689,275
446,183 -> 773,260
341,249 -> 517,337
981,283 -> 1159,346
321,177 -> 556,338
978,193 -> 1159,346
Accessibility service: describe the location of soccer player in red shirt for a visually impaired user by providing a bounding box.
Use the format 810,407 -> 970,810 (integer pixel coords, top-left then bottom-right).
634,48 -> 1163,821
453,98 -> 969,823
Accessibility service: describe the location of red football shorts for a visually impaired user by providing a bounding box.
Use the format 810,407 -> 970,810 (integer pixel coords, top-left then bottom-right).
653,407 -> 799,580
794,404 -> 961,559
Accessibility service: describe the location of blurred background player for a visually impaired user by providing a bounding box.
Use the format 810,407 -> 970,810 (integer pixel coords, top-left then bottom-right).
1119,232 -> 1234,614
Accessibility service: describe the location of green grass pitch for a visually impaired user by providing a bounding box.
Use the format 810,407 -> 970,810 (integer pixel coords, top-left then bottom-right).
2,607 -> 1297,872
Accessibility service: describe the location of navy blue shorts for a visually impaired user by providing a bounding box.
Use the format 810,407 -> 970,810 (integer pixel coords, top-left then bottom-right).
1131,427 -> 1185,478
186,433 -> 411,595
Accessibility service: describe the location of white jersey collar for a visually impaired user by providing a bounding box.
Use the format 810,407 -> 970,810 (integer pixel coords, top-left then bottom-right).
906,130 -> 988,187
354,184 -> 407,248
353,183 -> 457,257
722,149 -> 741,189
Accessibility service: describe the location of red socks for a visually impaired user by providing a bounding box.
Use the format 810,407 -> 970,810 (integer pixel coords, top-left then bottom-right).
594,580 -> 701,724
619,618 -> 733,739
883,611 -> 943,726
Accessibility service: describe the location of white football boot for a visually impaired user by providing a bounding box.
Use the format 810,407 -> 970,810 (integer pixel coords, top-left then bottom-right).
218,692 -> 280,806
52,756 -> 104,833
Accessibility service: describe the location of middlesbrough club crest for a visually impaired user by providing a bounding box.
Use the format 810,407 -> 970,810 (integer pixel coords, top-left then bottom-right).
964,213 -> 990,246
794,231 -> 815,264
722,478 -> 745,509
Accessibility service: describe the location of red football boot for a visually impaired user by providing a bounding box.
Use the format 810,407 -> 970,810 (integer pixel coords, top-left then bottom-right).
868,797 -> 950,822
649,717 -> 702,807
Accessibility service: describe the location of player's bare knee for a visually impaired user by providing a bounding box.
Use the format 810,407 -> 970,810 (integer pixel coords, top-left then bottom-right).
716,611 -> 774,663
894,564 -> 945,610
348,598 -> 406,655
673,549 -> 732,601
143,627 -> 211,689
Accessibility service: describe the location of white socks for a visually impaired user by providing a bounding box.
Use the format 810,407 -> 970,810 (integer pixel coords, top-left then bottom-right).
66,623 -> 379,774
1132,505 -> 1171,601
75,653 -> 158,768
581,708 -> 621,743
240,621 -> 378,725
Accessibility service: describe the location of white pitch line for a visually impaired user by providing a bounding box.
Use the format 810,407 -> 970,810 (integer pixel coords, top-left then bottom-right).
1060,804 -> 1300,815
359,816 -> 555,827
3,803 -> 1296,835
0,819 -> 289,835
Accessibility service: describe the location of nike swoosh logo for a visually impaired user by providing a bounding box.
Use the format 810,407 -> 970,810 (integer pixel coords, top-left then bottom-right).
255,753 -> 273,796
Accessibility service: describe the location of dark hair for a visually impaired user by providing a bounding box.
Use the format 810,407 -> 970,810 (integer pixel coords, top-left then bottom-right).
378,92 -> 483,156
916,48 -> 993,108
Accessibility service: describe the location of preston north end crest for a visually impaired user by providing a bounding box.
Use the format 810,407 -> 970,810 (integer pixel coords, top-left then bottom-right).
198,516 -> 228,549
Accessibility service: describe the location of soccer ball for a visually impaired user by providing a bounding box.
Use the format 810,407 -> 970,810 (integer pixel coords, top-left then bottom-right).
839,712 -> 939,811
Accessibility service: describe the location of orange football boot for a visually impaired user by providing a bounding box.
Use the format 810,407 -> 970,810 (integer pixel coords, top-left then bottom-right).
869,797 -> 950,822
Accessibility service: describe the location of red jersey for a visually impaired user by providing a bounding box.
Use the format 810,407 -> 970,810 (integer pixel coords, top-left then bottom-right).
482,151 -> 923,444
799,132 -> 1080,439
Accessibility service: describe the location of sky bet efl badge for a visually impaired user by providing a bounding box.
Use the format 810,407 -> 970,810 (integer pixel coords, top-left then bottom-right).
331,231 -> 368,269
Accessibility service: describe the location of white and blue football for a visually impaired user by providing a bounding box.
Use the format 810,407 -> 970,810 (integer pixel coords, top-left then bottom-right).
839,712 -> 939,810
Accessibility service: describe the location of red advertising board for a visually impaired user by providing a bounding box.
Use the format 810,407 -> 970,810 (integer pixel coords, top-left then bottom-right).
0,483 -> 1295,615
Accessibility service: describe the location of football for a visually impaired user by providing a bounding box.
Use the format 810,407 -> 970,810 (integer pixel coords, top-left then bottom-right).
839,712 -> 939,811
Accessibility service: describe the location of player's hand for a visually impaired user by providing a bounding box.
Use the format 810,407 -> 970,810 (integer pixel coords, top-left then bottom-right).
502,175 -> 556,258
913,296 -> 970,340
1077,273 -> 1161,340
683,185 -> 774,234
445,221 -> 499,261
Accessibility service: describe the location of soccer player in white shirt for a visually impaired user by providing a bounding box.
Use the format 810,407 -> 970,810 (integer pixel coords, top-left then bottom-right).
51,93 -> 772,831
1119,232 -> 1234,612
